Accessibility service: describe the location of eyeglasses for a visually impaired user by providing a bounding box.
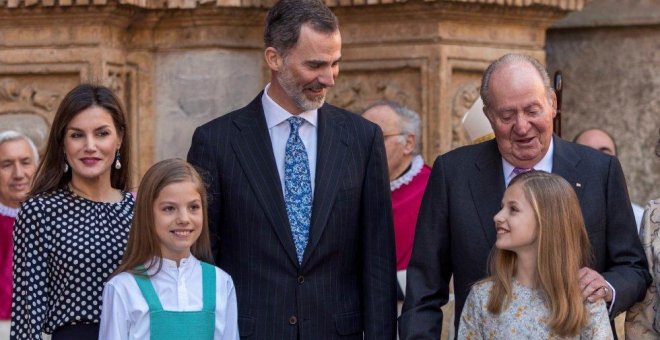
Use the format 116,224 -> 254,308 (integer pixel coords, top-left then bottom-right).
383,132 -> 405,139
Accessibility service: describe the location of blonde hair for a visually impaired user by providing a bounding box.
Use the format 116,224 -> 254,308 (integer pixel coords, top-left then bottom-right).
113,158 -> 213,277
486,171 -> 592,337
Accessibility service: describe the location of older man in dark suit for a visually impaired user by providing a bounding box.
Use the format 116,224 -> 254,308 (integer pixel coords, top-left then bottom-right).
399,53 -> 651,339
187,0 -> 396,338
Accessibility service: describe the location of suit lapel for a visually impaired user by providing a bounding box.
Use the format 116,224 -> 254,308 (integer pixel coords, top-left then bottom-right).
231,94 -> 299,267
469,140 -> 505,246
301,106 -> 348,267
551,137 -> 584,200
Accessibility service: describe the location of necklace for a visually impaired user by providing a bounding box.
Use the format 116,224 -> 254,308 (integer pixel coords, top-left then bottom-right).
68,183 -> 122,203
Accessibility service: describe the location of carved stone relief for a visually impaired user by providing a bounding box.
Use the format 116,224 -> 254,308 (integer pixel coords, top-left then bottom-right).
0,77 -> 62,151
451,80 -> 480,149
327,67 -> 421,115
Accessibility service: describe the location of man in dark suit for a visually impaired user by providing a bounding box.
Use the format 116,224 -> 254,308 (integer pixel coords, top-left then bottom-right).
398,53 -> 651,339
187,0 -> 397,338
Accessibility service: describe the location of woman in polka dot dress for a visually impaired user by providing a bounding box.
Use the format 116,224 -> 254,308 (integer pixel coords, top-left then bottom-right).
99,159 -> 238,339
10,84 -> 135,339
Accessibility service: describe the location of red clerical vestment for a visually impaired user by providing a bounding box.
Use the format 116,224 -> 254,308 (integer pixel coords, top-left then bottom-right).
391,155 -> 431,271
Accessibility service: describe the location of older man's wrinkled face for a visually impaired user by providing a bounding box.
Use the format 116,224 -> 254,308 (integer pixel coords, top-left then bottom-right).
0,139 -> 37,208
486,62 -> 556,169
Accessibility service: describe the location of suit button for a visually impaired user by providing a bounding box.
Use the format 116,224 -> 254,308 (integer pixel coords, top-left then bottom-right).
297,276 -> 304,284
289,316 -> 297,325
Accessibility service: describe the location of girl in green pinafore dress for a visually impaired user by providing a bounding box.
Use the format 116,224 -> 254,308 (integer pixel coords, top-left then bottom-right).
99,159 -> 239,339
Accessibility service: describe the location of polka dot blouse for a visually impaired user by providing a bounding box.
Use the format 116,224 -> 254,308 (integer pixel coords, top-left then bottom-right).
10,188 -> 134,338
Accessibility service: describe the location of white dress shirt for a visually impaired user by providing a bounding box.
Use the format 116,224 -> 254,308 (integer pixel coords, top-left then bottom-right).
502,137 -> 554,187
99,256 -> 239,340
261,83 -> 318,195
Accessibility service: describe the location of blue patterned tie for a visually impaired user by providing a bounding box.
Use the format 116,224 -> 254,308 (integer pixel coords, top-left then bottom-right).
284,116 -> 312,264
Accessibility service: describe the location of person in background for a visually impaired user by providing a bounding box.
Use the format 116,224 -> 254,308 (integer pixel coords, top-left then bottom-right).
459,171 -> 613,339
625,129 -> 660,340
100,159 -> 238,339
0,131 -> 38,340
11,84 -> 135,339
362,101 -> 431,313
574,128 -> 645,230
399,53 -> 650,339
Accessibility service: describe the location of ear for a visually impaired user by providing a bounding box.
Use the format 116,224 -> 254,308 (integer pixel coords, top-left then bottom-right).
403,133 -> 416,155
548,91 -> 557,119
264,47 -> 283,72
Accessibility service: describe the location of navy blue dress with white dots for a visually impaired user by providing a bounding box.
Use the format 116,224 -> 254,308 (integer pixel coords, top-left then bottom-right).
10,188 -> 134,339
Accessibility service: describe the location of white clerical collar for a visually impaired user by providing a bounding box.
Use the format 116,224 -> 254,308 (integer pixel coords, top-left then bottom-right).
261,83 -> 318,129
390,155 -> 425,192
0,202 -> 18,218
502,136 -> 554,187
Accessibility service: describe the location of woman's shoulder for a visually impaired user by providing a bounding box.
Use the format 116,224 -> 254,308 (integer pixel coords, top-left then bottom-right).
105,271 -> 139,289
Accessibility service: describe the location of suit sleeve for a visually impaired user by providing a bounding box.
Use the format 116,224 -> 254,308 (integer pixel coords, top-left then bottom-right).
361,126 -> 397,340
188,126 -> 222,261
601,157 -> 651,316
399,156 -> 452,339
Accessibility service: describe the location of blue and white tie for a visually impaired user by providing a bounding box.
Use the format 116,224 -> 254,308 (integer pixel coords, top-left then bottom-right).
284,116 -> 313,264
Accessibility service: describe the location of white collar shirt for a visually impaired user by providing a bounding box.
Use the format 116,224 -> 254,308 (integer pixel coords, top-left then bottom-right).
502,136 -> 554,187
261,83 -> 318,195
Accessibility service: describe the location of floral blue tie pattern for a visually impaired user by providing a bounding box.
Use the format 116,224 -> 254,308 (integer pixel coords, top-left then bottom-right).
284,116 -> 312,264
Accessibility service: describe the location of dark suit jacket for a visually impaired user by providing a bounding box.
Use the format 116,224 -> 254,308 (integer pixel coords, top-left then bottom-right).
398,137 -> 651,339
188,93 -> 397,340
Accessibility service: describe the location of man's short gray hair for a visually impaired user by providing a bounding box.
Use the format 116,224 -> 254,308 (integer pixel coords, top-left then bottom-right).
0,130 -> 40,164
480,53 -> 554,113
363,101 -> 422,155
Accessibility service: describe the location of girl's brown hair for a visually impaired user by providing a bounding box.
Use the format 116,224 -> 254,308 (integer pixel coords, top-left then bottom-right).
30,84 -> 131,195
486,170 -> 592,337
113,158 -> 213,276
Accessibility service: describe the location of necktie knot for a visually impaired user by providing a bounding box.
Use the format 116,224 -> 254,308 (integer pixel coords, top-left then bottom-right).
288,116 -> 305,133
512,167 -> 533,176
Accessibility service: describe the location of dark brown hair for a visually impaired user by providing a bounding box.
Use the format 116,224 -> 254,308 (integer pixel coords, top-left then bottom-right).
113,158 -> 213,277
264,0 -> 338,56
30,84 -> 131,195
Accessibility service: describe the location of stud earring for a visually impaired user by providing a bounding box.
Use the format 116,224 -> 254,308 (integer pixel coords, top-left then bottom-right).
114,150 -> 121,170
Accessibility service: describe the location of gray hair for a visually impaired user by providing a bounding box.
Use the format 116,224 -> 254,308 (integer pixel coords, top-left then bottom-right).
480,53 -> 554,113
363,101 -> 422,155
264,0 -> 339,57
0,130 -> 40,164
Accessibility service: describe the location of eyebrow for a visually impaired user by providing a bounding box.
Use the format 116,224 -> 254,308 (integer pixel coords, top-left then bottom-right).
67,125 -> 112,132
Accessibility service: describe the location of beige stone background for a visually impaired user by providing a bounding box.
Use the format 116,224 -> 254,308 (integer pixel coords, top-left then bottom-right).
1,0 -> 658,338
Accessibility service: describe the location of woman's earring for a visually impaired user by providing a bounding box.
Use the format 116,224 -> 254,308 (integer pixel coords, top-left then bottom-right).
64,162 -> 69,172
114,150 -> 121,170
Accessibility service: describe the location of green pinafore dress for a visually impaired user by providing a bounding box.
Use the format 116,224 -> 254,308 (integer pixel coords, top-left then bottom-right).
133,262 -> 216,340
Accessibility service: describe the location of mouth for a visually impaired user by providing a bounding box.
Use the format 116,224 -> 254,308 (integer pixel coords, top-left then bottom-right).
496,226 -> 509,234
10,183 -> 30,191
171,229 -> 194,238
513,136 -> 536,146
79,157 -> 102,166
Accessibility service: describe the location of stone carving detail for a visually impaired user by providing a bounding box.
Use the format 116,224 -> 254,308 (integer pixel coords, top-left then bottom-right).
327,69 -> 420,115
0,78 -> 60,112
451,80 -> 480,150
106,65 -> 125,98
0,77 -> 61,151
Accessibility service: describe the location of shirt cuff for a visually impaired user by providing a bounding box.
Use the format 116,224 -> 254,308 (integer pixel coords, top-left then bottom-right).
605,280 -> 616,314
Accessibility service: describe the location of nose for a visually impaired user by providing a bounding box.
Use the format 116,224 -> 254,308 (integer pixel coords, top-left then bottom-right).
319,66 -> 336,88
84,136 -> 97,152
493,209 -> 505,225
513,114 -> 531,135
177,210 -> 190,225
13,163 -> 26,179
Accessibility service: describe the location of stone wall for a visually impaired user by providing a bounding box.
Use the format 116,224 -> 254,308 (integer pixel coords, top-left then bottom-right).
547,0 -> 660,206
1,0 -> 587,190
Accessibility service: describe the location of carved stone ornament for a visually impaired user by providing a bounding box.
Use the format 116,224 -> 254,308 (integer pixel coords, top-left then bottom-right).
451,80 -> 480,149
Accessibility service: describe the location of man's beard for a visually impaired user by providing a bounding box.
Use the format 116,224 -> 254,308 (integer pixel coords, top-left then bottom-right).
278,67 -> 326,112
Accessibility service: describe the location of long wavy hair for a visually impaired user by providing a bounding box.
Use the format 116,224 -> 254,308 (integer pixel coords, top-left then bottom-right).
486,170 -> 593,337
30,84 -> 131,195
113,159 -> 213,277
